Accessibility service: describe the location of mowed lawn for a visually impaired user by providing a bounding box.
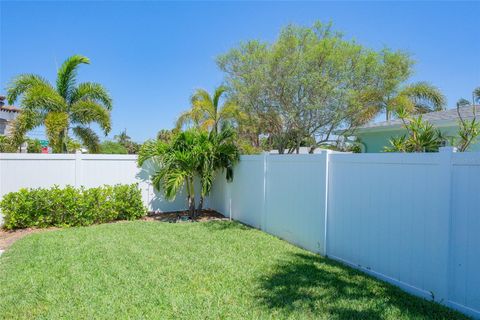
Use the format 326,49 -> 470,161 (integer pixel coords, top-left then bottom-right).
0,221 -> 468,320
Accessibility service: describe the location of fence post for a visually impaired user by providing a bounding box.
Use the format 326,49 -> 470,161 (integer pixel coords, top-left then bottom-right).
438,146 -> 456,303
322,150 -> 332,256
74,151 -> 83,188
261,152 -> 269,231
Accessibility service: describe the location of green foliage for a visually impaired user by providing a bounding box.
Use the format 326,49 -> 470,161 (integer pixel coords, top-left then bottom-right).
0,184 -> 146,230
177,86 -> 242,133
114,129 -> 140,154
6,55 -> 112,153
100,141 -> 128,154
138,126 -> 239,216
217,21 -> 416,153
384,112 -> 445,152
26,138 -> 42,153
454,89 -> 480,152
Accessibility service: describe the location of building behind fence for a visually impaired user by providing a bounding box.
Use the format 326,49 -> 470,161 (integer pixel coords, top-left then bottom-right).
0,149 -> 479,318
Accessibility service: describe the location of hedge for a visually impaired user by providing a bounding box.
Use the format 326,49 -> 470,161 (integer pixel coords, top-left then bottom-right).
0,184 -> 147,230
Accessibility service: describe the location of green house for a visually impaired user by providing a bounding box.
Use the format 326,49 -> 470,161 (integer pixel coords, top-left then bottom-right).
354,105 -> 480,153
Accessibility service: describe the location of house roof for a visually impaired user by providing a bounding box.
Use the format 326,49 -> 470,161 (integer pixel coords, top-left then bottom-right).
355,105 -> 480,133
0,95 -> 20,113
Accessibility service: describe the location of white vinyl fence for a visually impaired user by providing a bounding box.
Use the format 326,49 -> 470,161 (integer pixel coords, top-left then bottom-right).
0,149 -> 479,318
210,148 -> 480,319
0,153 -> 192,221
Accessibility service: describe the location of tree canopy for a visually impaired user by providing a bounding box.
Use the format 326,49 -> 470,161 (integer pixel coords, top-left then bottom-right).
217,21 -> 444,153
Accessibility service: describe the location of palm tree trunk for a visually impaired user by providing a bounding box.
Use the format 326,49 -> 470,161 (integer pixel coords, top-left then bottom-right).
187,177 -> 196,218
197,195 -> 204,217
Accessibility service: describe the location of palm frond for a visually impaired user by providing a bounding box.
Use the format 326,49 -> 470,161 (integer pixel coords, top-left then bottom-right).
72,126 -> 100,153
20,83 -> 66,113
70,100 -> 111,134
474,87 -> 480,103
70,82 -> 112,109
213,85 -> 228,111
400,82 -> 446,113
56,55 -> 90,100
6,74 -> 51,104
456,98 -> 471,108
45,112 -> 69,153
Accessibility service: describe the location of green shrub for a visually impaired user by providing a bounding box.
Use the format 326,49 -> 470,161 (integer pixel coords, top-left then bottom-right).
0,184 -> 147,230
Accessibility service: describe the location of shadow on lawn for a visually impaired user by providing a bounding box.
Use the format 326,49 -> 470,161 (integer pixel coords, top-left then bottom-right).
256,252 -> 465,320
199,220 -> 251,231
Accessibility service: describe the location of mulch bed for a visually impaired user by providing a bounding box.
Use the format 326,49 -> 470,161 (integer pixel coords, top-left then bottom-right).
141,210 -> 228,223
0,210 -> 227,251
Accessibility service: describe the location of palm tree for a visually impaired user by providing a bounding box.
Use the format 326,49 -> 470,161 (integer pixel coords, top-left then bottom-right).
364,82 -> 446,121
6,55 -> 112,153
176,86 -> 241,133
114,129 -> 131,146
195,125 -> 240,214
139,130 -> 201,217
138,127 -> 239,218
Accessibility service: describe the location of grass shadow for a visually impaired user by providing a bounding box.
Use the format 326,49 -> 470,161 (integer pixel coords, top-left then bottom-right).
256,252 -> 468,320
199,220 -> 252,231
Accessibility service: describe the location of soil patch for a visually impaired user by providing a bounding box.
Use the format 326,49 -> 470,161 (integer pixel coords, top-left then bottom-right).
141,210 -> 228,223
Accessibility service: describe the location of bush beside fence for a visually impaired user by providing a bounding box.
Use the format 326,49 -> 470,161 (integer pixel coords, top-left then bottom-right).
0,184 -> 146,230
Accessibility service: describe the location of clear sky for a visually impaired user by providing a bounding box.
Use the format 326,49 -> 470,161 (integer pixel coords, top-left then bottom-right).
1,1 -> 479,142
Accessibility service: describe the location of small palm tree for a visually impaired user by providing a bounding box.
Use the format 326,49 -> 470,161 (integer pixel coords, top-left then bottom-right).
7,55 -> 112,153
365,81 -> 446,121
176,86 -> 241,133
138,127 -> 239,218
196,125 -> 240,214
139,130 -> 201,217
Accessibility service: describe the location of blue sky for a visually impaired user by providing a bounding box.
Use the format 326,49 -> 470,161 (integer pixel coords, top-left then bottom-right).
1,1 -> 479,142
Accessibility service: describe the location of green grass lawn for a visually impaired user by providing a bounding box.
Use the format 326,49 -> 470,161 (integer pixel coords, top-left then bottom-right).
0,221 -> 468,320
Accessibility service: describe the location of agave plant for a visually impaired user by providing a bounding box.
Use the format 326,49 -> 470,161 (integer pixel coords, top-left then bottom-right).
6,55 -> 112,153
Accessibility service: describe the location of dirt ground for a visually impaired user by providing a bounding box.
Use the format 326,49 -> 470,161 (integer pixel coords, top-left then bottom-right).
0,210 -> 227,251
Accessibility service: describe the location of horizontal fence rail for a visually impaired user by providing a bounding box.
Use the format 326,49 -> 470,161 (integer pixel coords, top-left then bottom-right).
1,149 -> 479,318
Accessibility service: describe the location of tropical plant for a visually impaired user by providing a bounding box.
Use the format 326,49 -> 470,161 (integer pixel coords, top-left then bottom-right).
195,125 -> 240,214
26,138 -> 42,153
454,87 -> 480,152
139,130 -> 201,217
100,141 -> 128,154
176,86 -> 241,133
366,80 -> 447,121
138,127 -> 239,218
384,110 -> 445,152
114,129 -> 140,154
6,55 -> 112,153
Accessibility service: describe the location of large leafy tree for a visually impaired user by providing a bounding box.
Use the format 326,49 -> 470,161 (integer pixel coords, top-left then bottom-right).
218,21 -> 445,153
218,22 -> 391,153
176,86 -> 241,133
6,55 -> 112,153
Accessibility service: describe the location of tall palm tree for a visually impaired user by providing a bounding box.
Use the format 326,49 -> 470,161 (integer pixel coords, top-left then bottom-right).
364,81 -> 446,121
176,86 -> 241,133
6,55 -> 112,153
